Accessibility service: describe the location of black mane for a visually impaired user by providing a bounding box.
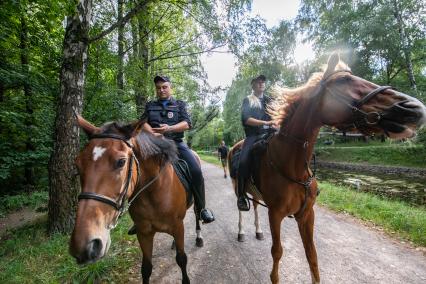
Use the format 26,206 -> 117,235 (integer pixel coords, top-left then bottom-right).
99,121 -> 178,163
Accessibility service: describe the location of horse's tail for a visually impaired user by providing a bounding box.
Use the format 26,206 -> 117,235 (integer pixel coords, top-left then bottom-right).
228,140 -> 244,195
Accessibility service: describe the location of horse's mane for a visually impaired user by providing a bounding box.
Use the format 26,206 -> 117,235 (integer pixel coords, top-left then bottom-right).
99,122 -> 178,163
268,60 -> 350,127
135,132 -> 178,162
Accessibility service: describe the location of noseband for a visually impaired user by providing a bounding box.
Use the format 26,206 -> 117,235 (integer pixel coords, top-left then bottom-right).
77,134 -> 164,228
321,70 -> 394,135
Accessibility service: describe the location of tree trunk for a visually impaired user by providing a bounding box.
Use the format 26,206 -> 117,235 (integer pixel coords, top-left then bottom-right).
117,0 -> 125,95
48,0 -> 92,234
392,0 -> 417,91
135,9 -> 150,116
20,11 -> 36,192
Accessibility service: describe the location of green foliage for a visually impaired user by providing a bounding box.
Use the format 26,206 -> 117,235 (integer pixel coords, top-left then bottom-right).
0,0 -> 66,194
297,0 -> 426,97
0,191 -> 47,216
318,182 -> 426,246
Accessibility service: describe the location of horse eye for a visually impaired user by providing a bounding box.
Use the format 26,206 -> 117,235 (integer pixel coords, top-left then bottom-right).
116,158 -> 127,169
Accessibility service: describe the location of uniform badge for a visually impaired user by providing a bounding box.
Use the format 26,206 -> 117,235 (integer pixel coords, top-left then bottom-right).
167,112 -> 174,118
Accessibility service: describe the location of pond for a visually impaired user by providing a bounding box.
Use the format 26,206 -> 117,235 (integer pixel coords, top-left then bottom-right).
316,168 -> 426,206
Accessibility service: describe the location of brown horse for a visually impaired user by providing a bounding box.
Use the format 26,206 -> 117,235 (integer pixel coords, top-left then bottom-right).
228,52 -> 426,283
69,116 -> 204,284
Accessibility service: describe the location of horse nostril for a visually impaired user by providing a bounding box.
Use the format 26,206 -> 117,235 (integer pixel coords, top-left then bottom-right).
86,238 -> 103,260
399,100 -> 420,109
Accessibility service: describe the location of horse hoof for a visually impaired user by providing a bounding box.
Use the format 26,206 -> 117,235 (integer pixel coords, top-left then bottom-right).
196,237 -> 204,247
238,234 -> 246,242
256,232 -> 264,240
171,240 -> 176,250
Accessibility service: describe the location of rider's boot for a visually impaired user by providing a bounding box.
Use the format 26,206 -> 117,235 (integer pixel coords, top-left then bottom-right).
237,177 -> 250,211
193,179 -> 215,223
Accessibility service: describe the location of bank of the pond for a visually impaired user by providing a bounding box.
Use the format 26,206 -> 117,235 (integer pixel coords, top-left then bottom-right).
315,145 -> 426,168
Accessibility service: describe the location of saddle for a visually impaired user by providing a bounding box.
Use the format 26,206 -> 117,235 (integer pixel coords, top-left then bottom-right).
230,131 -> 274,183
172,159 -> 193,206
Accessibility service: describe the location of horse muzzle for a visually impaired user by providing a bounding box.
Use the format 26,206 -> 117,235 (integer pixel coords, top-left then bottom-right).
378,99 -> 426,137
70,234 -> 111,265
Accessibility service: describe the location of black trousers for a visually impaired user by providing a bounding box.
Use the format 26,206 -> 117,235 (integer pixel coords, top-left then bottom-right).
176,141 -> 205,211
237,135 -> 259,195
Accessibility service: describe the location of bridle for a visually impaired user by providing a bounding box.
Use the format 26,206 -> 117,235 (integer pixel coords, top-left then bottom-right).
266,70 -> 394,217
320,70 -> 394,135
77,133 -> 163,228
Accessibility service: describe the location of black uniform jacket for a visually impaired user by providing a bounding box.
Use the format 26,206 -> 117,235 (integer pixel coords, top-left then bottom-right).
141,97 -> 191,142
241,95 -> 272,137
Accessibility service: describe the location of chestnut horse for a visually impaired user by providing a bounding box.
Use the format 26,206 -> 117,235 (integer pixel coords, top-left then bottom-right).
69,117 -> 204,284
228,52 -> 426,283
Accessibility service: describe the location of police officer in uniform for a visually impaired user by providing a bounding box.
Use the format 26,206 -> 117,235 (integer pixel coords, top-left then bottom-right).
237,75 -> 274,211
137,75 -> 215,225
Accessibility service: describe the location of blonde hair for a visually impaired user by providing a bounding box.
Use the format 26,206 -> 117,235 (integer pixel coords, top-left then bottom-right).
247,92 -> 262,109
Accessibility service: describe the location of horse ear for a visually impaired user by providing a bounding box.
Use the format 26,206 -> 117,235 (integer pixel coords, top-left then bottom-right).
77,115 -> 100,136
122,120 -> 144,138
324,52 -> 340,77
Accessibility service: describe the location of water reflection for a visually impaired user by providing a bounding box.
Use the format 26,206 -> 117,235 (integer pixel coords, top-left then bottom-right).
316,168 -> 426,206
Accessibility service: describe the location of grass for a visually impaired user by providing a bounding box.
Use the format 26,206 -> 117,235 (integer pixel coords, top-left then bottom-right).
0,215 -> 140,283
197,153 -> 222,167
315,145 -> 426,168
317,182 -> 426,246
0,191 -> 48,217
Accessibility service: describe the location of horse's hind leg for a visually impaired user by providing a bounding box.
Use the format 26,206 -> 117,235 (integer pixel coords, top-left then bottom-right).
174,222 -> 190,284
268,210 -> 284,284
195,206 -> 203,247
296,207 -> 320,284
137,232 -> 155,284
253,202 -> 264,240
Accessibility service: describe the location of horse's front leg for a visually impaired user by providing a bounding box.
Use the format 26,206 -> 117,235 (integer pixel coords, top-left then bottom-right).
296,206 -> 320,284
253,202 -> 264,240
194,206 -> 204,247
268,209 -> 284,284
137,232 -> 155,284
174,221 -> 190,284
238,209 -> 247,242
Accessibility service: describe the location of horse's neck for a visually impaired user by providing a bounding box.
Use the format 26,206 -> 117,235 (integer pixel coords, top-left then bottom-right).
273,96 -> 322,175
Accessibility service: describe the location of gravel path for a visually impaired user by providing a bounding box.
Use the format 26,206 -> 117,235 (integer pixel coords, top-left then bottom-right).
128,161 -> 426,284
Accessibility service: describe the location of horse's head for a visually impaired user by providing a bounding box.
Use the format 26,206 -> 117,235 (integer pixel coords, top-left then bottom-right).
319,53 -> 426,138
69,116 -> 143,264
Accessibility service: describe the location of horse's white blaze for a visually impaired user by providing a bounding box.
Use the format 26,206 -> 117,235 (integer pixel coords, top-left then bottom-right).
93,146 -> 106,161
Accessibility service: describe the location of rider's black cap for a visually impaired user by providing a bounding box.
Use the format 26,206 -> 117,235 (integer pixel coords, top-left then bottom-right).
251,74 -> 266,85
154,75 -> 171,83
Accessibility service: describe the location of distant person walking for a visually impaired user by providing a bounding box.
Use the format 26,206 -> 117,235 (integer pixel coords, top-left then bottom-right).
217,140 -> 229,178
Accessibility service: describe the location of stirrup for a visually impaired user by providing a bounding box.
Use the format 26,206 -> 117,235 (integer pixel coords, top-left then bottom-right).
200,208 -> 215,224
127,225 -> 137,235
237,196 -> 250,211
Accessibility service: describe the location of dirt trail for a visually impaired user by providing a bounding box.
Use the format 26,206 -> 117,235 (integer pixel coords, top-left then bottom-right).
125,161 -> 426,283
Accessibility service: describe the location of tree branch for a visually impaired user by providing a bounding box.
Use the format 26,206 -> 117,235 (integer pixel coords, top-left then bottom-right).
89,0 -> 150,43
123,4 -> 172,55
148,43 -> 227,63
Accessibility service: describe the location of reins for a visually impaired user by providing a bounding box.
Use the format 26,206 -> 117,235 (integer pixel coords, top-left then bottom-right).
78,134 -> 165,228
